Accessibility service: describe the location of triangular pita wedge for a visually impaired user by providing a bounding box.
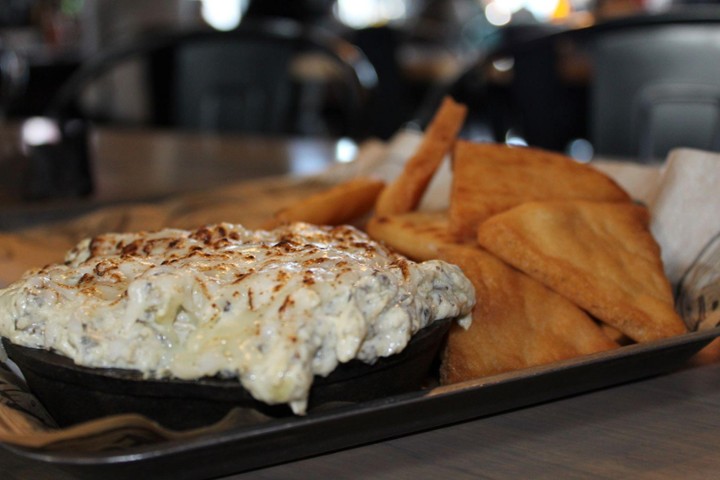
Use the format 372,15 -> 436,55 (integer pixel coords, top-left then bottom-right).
476,200 -> 687,342
438,245 -> 618,384
449,142 -> 631,240
366,211 -> 462,261
266,177 -> 385,228
375,96 -> 467,216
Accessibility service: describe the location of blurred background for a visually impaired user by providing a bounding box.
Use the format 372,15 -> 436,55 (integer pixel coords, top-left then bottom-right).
0,0 -> 718,158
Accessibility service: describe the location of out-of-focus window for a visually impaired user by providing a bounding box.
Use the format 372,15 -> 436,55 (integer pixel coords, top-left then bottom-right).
200,0 -> 249,31
333,0 -> 410,29
479,0 -> 591,26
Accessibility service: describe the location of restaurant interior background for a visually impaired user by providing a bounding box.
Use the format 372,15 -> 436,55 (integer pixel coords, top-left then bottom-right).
0,0 -> 718,181
1,4 -> 720,478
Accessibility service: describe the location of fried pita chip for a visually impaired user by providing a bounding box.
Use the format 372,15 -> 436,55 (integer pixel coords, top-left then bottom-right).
598,323 -> 634,346
476,200 -> 687,342
374,96 -> 467,216
438,245 -> 619,384
267,177 -> 385,228
449,142 -> 632,240
366,211 -> 461,261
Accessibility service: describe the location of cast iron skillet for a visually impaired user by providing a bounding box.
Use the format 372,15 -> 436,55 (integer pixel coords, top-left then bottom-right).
2,319 -> 451,430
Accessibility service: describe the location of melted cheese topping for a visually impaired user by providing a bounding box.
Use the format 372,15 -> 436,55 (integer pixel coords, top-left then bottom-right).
0,223 -> 474,414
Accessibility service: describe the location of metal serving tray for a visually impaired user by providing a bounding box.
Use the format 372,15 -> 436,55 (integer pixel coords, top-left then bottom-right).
3,326 -> 719,480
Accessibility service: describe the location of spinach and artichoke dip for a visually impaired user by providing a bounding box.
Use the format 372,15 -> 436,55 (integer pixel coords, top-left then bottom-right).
0,222 -> 474,414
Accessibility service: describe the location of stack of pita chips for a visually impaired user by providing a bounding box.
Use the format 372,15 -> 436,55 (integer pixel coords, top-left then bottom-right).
365,97 -> 688,384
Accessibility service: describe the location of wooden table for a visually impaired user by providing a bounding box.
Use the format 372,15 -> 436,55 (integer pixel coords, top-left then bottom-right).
237,345 -> 720,480
0,125 -> 345,229
88,128 -> 342,202
1,126 -> 719,479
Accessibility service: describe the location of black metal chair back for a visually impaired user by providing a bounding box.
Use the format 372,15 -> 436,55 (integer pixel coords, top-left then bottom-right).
417,8 -> 720,162
47,19 -> 378,139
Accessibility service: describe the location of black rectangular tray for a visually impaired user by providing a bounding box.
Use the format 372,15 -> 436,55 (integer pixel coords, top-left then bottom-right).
3,326 -> 719,480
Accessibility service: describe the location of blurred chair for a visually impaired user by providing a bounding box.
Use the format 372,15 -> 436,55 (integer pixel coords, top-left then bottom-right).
351,26 -> 414,140
46,18 -> 378,138
417,8 -> 720,162
0,47 -> 27,119
414,22 -> 589,151
590,13 -> 720,160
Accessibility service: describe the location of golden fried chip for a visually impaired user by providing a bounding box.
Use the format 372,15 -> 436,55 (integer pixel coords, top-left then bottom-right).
366,211 -> 461,261
598,323 -> 634,346
438,245 -> 619,384
374,96 -> 467,216
476,200 -> 687,342
268,177 -> 384,228
448,142 -> 631,240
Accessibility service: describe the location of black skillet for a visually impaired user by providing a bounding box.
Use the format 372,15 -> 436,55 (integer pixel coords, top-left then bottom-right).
2,319 -> 451,430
